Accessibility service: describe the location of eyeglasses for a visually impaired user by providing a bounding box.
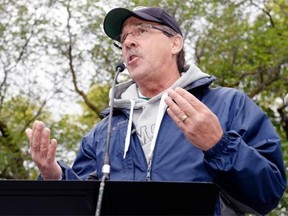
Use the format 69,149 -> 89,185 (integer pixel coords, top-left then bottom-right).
113,23 -> 175,50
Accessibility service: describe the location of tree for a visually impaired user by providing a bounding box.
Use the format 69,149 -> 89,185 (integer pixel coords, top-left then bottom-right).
0,0 -> 127,178
0,96 -> 53,179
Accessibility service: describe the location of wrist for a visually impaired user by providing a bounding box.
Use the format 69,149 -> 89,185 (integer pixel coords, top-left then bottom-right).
40,163 -> 63,180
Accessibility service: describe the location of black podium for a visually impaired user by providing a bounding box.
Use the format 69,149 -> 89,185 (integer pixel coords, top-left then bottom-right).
0,180 -> 219,215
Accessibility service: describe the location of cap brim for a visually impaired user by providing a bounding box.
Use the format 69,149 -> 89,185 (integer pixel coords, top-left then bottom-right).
103,8 -> 161,41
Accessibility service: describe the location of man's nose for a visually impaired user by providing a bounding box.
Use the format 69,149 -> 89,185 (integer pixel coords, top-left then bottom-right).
122,33 -> 138,49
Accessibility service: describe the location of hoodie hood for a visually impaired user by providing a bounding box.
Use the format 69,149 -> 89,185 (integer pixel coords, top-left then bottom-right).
112,63 -> 212,109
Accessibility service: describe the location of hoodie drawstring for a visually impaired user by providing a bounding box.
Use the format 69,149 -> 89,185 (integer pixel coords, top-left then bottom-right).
123,99 -> 135,158
123,93 -> 168,180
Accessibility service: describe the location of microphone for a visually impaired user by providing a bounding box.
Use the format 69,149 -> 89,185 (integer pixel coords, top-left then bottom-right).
115,62 -> 126,74
284,93 -> 288,106
102,62 -> 126,177
95,62 -> 126,216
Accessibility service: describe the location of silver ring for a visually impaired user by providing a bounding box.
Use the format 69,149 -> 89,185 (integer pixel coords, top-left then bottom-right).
181,115 -> 188,123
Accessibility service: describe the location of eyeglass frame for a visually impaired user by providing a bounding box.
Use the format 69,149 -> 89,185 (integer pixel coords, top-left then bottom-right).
113,23 -> 178,50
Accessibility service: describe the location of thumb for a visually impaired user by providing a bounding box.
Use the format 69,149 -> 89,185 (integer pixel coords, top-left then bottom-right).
25,128 -> 32,140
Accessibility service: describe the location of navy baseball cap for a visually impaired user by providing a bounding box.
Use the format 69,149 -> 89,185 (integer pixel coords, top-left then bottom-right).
103,7 -> 182,41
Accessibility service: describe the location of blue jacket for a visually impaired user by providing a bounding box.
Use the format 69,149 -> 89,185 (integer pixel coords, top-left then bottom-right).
59,76 -> 286,215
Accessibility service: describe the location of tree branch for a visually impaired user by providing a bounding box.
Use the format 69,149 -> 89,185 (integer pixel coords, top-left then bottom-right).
66,1 -> 102,118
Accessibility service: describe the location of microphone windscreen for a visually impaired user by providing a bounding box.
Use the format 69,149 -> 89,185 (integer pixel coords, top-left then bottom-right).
116,63 -> 126,72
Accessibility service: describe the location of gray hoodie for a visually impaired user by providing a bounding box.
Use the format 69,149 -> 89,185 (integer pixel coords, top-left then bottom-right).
111,63 -> 211,163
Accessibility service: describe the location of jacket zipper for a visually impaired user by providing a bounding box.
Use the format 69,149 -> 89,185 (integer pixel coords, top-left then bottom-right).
146,158 -> 152,181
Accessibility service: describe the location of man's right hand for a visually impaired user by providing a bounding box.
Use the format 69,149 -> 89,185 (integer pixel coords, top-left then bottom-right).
25,120 -> 62,180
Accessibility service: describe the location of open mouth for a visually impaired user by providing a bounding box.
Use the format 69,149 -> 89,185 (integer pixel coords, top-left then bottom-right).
128,54 -> 139,63
130,55 -> 137,61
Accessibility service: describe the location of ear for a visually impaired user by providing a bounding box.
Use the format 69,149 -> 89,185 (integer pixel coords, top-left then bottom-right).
171,35 -> 183,54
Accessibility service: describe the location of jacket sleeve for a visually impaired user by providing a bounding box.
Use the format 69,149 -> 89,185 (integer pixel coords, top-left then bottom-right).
57,129 -> 100,181
203,92 -> 287,215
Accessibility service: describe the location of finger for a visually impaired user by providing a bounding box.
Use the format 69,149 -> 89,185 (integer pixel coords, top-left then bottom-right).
175,87 -> 206,110
31,121 -> 45,152
26,128 -> 33,154
39,127 -> 50,158
30,121 -> 39,150
171,88 -> 193,112
25,128 -> 32,140
47,138 -> 57,164
165,93 -> 187,120
165,100 -> 190,129
166,107 -> 183,126
165,89 -> 192,120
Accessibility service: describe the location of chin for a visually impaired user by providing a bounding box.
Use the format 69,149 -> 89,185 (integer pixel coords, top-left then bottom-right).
129,68 -> 146,81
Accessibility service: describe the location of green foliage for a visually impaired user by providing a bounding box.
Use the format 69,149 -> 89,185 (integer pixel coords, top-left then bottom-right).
78,84 -> 110,127
0,96 -> 52,179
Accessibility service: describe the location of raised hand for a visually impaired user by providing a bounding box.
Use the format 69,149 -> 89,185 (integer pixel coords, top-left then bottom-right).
164,87 -> 223,151
25,120 -> 62,179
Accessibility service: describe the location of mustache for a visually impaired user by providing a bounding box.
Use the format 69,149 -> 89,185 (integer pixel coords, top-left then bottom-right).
124,49 -> 142,62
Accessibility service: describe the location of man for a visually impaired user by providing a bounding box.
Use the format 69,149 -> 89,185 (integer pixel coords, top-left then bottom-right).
26,6 -> 286,215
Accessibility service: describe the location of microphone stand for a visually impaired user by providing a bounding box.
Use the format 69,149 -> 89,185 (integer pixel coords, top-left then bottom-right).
95,63 -> 125,216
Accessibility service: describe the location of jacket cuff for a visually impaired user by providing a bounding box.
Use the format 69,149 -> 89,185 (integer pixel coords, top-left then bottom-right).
203,130 -> 240,158
37,160 -> 67,180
